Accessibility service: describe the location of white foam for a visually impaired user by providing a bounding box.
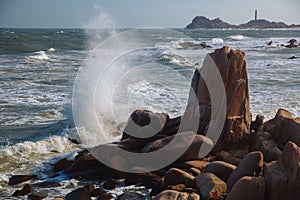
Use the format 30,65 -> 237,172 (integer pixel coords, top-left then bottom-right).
48,48 -> 56,52
211,38 -> 224,44
29,51 -> 50,60
228,35 -> 245,41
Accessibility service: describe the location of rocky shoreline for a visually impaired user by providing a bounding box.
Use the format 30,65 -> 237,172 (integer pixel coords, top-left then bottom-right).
6,46 -> 300,200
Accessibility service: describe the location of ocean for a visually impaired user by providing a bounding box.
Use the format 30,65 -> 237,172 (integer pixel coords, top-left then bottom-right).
0,28 -> 300,198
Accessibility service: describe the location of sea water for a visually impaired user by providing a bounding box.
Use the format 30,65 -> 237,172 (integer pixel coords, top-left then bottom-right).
0,28 -> 300,198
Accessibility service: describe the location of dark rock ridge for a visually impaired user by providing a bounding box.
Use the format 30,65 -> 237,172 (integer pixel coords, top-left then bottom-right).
186,16 -> 300,29
186,16 -> 236,29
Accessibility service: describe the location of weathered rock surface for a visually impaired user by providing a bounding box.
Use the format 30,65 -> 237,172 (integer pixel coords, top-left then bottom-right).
184,46 -> 251,152
163,168 -> 196,188
263,161 -> 288,200
227,151 -> 263,189
205,161 -> 236,182
264,109 -> 300,147
227,176 -> 265,200
263,141 -> 300,200
142,131 -> 213,162
249,131 -> 281,162
196,173 -> 227,200
153,190 -> 200,200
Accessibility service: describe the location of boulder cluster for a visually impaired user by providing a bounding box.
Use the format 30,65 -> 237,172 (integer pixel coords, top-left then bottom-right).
8,46 -> 300,200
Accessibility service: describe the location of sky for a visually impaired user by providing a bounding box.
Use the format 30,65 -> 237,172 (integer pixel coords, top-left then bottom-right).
0,0 -> 299,28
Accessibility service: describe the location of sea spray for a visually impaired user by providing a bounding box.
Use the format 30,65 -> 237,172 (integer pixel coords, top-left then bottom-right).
81,5 -> 116,50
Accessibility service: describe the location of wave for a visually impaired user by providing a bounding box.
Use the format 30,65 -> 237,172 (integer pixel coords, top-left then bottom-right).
48,48 -> 56,52
158,51 -> 191,66
28,51 -> 50,61
211,38 -> 224,44
228,35 -> 245,41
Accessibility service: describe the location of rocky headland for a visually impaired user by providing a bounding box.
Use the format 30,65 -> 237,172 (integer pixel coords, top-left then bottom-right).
7,46 -> 300,200
186,16 -> 300,29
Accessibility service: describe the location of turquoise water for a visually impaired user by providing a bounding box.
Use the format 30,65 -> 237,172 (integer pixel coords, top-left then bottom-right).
0,28 -> 300,198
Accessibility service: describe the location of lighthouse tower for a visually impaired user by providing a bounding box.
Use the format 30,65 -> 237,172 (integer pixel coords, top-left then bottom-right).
255,9 -> 258,21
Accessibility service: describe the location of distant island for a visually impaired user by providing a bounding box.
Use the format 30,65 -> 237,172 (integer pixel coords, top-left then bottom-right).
186,11 -> 300,29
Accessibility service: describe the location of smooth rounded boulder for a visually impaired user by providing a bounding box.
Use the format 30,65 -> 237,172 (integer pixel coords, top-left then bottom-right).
227,151 -> 263,189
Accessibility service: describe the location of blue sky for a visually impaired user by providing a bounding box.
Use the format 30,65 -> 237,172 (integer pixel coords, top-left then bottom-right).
0,0 -> 299,28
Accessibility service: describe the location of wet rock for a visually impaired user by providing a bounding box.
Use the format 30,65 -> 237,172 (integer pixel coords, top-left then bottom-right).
227,151 -> 263,189
65,186 -> 92,200
66,151 -> 124,180
28,192 -> 47,200
91,188 -> 107,197
117,138 -> 139,152
8,174 -> 37,185
264,109 -> 300,147
227,176 -> 265,200
196,173 -> 227,200
103,179 -> 118,190
205,161 -> 236,182
121,109 -> 169,148
184,46 -> 251,152
150,178 -> 165,197
98,193 -> 113,200
117,191 -> 145,200
12,184 -> 33,197
53,158 -> 73,172
153,190 -> 200,200
288,56 -> 299,59
163,168 -> 196,188
33,181 -> 61,188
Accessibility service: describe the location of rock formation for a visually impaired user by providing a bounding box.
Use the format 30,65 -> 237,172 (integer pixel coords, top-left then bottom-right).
184,46 -> 252,151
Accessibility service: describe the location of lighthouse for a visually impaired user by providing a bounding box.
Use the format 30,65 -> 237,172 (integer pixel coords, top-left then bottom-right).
255,9 -> 258,21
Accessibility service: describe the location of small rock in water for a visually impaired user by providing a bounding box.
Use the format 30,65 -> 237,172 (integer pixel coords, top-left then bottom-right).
65,186 -> 92,200
8,174 -> 37,185
12,184 -> 33,197
53,158 -> 73,172
288,56 -> 299,59
33,181 -> 61,188
118,191 -> 145,200
103,179 -> 118,189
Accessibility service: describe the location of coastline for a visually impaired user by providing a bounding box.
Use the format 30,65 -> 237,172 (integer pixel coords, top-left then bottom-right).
0,28 -> 298,198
